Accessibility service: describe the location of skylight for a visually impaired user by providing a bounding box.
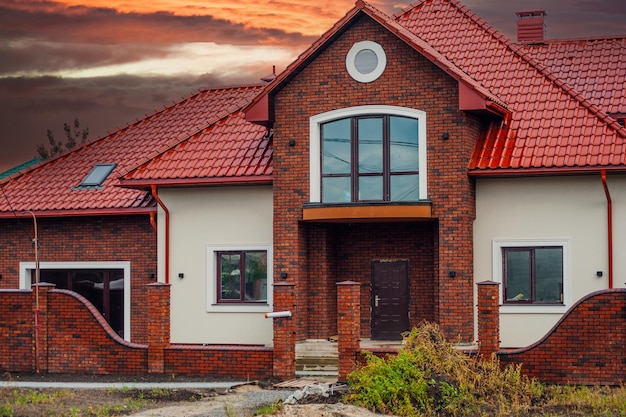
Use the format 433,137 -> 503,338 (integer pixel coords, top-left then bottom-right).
79,163 -> 116,187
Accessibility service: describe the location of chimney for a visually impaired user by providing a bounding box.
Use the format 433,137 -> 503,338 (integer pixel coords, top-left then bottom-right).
516,10 -> 546,43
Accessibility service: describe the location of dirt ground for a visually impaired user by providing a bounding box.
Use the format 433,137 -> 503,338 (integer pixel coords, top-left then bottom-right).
0,373 -> 381,417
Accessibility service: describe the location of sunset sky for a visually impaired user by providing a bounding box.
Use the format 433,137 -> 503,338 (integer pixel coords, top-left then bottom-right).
1,0 -> 625,172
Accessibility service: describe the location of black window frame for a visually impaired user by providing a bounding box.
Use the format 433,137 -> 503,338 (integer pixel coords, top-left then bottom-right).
502,246 -> 564,305
216,250 -> 268,304
320,114 -> 419,203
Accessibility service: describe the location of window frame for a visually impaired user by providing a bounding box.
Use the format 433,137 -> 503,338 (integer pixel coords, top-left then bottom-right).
20,261 -> 131,341
207,244 -> 273,313
502,246 -> 564,305
216,250 -> 268,304
492,239 -> 571,314
310,105 -> 427,203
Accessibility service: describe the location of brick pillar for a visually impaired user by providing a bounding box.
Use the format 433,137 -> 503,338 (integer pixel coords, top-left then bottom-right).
477,281 -> 500,358
337,281 -> 361,382
147,282 -> 171,374
32,282 -> 55,373
272,282 -> 296,380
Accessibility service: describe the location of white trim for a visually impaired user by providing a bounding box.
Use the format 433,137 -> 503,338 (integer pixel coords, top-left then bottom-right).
309,105 -> 427,203
19,261 -> 132,341
492,238 -> 571,314
346,41 -> 386,83
206,244 -> 273,313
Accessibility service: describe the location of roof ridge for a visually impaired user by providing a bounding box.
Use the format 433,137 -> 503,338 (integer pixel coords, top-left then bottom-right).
362,1 -> 508,109
432,0 -> 626,140
536,35 -> 626,43
117,86 -> 265,180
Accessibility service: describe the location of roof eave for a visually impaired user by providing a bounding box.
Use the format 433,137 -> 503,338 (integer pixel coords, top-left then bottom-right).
0,206 -> 157,219
119,175 -> 273,190
468,166 -> 626,178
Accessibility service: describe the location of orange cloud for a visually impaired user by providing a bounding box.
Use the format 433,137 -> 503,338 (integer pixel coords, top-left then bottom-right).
56,0 -> 358,37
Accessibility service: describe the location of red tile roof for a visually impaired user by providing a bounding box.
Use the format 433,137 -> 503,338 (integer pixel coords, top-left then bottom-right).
394,0 -> 626,173
0,85 -> 268,216
518,37 -> 626,115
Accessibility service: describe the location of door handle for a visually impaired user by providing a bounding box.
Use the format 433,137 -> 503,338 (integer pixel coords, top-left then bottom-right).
375,295 -> 380,307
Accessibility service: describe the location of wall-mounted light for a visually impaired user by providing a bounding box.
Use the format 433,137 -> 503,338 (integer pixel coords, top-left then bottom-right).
442,133 -> 449,140
288,140 -> 296,147
596,271 -> 603,277
448,271 -> 456,278
280,272 -> 288,279
149,273 -> 156,280
178,273 -> 184,279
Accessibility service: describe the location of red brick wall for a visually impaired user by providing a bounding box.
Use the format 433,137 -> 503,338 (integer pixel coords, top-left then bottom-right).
272,14 -> 481,342
0,215 -> 156,343
498,289 -> 626,385
0,287 -> 273,379
47,289 -> 147,374
0,290 -> 34,371
165,346 -> 273,379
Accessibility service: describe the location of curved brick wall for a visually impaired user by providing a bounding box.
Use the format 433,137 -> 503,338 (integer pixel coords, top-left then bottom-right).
498,289 -> 626,385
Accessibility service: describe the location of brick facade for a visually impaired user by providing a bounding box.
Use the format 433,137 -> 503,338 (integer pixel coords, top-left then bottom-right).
272,15 -> 481,342
0,215 -> 156,343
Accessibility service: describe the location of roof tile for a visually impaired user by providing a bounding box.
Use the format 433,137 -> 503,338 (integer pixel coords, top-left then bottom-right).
395,0 -> 626,172
0,85 -> 268,215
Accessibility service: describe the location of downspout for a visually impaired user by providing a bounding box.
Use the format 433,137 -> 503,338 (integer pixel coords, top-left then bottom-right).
150,185 -> 170,284
600,170 -> 613,289
23,210 -> 40,373
149,212 -> 157,232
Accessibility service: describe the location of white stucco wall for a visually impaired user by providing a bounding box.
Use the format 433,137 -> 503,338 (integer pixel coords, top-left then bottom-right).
156,185 -> 273,345
474,174 -> 626,348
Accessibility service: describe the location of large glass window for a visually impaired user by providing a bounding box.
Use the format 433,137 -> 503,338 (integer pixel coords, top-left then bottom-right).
503,246 -> 563,304
321,115 -> 419,203
217,250 -> 267,303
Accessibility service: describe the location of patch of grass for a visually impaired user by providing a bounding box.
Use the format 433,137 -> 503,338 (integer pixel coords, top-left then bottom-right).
255,399 -> 283,415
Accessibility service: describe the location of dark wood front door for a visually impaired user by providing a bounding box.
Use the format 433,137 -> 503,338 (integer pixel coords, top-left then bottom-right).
371,260 -> 410,340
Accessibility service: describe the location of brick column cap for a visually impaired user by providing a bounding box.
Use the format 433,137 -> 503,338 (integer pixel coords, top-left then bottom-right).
147,282 -> 172,288
477,280 -> 500,286
31,282 -> 56,289
337,281 -> 361,286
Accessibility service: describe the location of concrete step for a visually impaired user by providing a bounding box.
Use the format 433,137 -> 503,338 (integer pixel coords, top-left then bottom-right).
296,339 -> 338,376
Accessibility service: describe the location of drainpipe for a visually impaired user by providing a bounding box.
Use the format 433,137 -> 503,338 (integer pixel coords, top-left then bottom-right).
23,210 -> 40,373
150,185 -> 170,284
149,211 -> 157,232
600,170 -> 613,289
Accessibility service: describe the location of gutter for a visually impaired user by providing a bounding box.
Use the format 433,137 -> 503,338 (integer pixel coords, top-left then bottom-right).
150,185 -> 170,284
600,170 -> 613,289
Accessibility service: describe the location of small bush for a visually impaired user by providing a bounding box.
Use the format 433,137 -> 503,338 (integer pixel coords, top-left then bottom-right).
345,322 -> 543,416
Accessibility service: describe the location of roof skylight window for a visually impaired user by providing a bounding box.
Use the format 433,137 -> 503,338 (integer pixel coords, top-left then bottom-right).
79,163 -> 116,187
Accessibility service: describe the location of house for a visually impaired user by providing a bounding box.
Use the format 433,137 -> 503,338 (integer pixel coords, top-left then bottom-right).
0,0 -> 624,359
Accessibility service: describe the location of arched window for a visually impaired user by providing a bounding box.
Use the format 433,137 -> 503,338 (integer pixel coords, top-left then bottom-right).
310,106 -> 426,203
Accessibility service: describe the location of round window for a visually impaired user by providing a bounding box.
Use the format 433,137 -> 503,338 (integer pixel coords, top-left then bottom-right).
346,41 -> 386,83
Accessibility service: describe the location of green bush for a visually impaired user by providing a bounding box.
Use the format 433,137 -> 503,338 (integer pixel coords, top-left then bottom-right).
345,322 -> 543,416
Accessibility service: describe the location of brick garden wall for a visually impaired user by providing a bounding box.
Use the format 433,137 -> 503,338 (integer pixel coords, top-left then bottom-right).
498,289 -> 626,385
272,14 -> 482,342
0,215 -> 156,344
0,287 -> 273,379
0,290 -> 34,372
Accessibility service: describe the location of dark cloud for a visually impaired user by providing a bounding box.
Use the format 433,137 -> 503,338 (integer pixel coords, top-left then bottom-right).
0,41 -> 171,75
0,71 -> 264,171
